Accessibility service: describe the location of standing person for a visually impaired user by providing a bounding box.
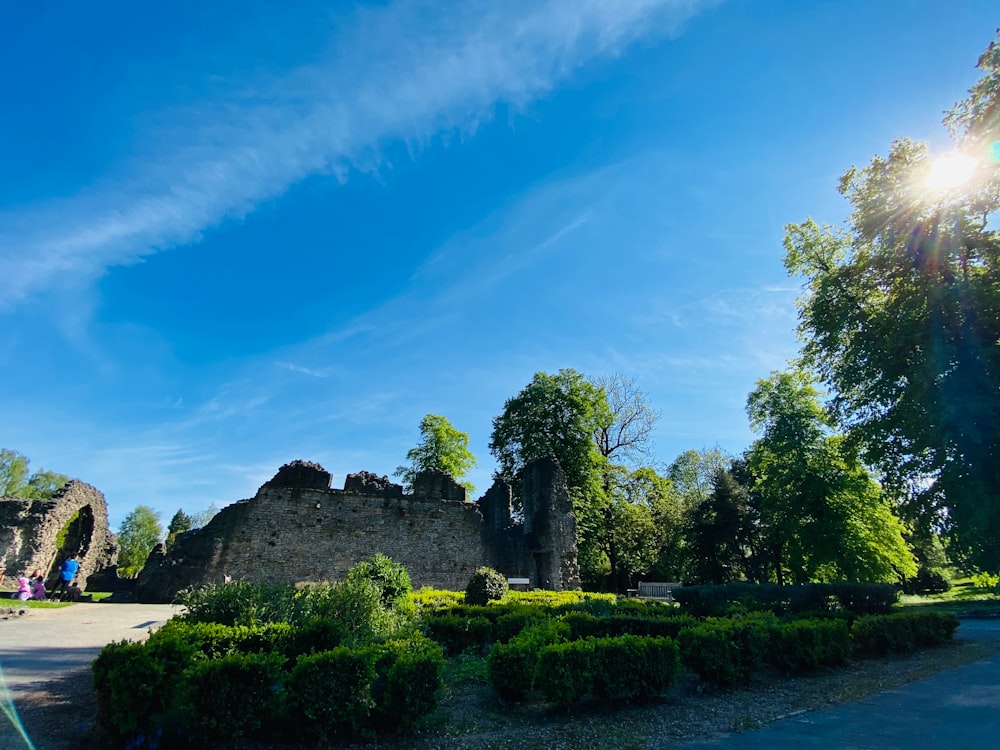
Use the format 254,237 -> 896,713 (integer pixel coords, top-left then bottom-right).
49,556 -> 80,600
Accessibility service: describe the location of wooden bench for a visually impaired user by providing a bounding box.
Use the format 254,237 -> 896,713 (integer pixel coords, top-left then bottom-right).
637,581 -> 681,602
507,577 -> 531,590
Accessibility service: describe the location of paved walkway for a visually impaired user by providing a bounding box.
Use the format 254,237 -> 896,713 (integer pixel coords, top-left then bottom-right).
675,619 -> 1000,750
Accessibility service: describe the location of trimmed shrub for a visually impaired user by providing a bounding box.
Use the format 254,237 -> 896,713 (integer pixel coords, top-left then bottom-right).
422,615 -> 493,655
465,567 -> 509,606
181,651 -> 284,746
285,648 -> 375,740
901,568 -> 951,595
408,587 -> 464,611
563,612 -> 699,641
371,638 -> 446,733
92,640 -> 165,739
282,616 -> 345,660
769,619 -> 850,674
678,615 -> 774,687
291,578 -> 400,646
535,639 -> 596,706
828,583 -> 898,615
487,620 -> 569,702
851,611 -> 959,658
591,635 -> 680,701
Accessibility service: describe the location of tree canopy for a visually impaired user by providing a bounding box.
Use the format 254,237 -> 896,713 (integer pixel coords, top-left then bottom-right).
746,371 -> 915,584
0,448 -> 69,499
783,33 -> 1000,569
117,505 -> 164,577
395,414 -> 478,495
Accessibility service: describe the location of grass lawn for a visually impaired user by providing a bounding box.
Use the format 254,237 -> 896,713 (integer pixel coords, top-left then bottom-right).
898,577 -> 1000,617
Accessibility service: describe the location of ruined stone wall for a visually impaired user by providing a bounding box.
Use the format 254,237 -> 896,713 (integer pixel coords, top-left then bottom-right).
135,458 -> 576,603
0,480 -> 117,589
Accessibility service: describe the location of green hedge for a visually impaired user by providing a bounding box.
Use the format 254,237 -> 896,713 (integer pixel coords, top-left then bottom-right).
673,583 -> 897,617
535,636 -> 680,706
422,615 -> 493,655
677,615 -> 775,687
851,611 -> 959,658
769,619 -> 850,674
562,612 -> 699,641
487,621 -> 569,702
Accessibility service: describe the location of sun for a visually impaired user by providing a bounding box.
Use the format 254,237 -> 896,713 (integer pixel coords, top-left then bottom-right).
923,151 -> 977,193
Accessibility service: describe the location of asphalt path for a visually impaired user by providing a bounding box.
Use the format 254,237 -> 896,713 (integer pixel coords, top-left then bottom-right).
674,619 -> 1000,750
0,602 -> 181,696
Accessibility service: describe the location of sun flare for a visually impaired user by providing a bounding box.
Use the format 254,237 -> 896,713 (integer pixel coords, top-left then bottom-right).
923,152 -> 977,193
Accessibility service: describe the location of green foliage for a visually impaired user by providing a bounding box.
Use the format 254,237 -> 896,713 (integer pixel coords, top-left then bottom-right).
286,648 -> 376,739
369,638 -> 446,733
673,582 -> 898,618
395,413 -> 478,494
562,612 -> 698,641
176,580 -> 295,627
486,620 -> 569,702
971,571 -> 999,591
464,566 -> 509,606
180,652 -> 284,745
535,639 -> 596,706
746,371 -> 915,583
769,619 -> 850,674
53,509 -> 80,555
783,34 -> 1000,570
422,615 -> 493,655
677,616 -> 775,688
116,505 -> 165,577
851,611 -> 960,658
92,640 -> 165,739
346,553 -> 413,606
0,448 -> 69,499
591,635 -> 680,701
684,463 -> 755,584
292,578 -> 402,646
408,587 -> 464,611
165,508 -> 193,549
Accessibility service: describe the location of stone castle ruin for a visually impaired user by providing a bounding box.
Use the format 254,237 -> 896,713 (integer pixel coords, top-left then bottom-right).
135,456 -> 580,603
0,480 -> 118,587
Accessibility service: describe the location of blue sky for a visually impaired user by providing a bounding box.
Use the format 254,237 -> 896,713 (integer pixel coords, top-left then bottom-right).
1,1 -> 995,529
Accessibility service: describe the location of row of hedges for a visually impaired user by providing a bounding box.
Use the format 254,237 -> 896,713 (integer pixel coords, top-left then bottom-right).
422,608 -> 699,655
486,610 -> 958,698
672,582 -> 899,617
93,628 -> 444,748
488,623 -> 680,706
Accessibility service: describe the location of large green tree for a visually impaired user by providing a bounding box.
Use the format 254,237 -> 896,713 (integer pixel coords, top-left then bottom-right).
395,414 -> 478,495
490,369 -> 613,583
783,34 -> 1000,569
165,508 -> 194,550
0,448 -> 69,499
684,464 -> 755,585
746,371 -> 915,584
117,505 -> 164,577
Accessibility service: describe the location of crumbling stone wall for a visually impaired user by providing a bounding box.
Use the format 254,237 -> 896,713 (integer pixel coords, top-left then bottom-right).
0,480 -> 117,590
136,457 -> 578,603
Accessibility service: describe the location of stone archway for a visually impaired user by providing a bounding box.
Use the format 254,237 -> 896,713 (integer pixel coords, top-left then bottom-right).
0,480 -> 117,590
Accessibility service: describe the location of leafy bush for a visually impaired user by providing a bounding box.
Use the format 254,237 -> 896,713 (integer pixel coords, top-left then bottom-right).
487,620 -> 569,702
535,639 -> 596,706
591,635 -> 680,701
673,583 -> 897,618
465,567 -> 509,606
851,612 -> 959,658
504,590 -> 616,608
291,578 -> 401,646
181,652 -> 284,746
901,567 -> 952,595
422,615 -> 493,655
282,616 -> 345,660
677,615 -> 775,688
562,612 -> 698,640
971,571 -> 999,591
408,587 -> 464,611
346,553 -> 413,606
769,619 -> 849,674
176,580 -> 295,626
370,638 -> 446,733
92,640 -> 166,740
286,648 -> 376,740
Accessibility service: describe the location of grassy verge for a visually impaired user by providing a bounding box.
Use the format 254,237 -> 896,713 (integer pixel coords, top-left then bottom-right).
898,577 -> 1000,618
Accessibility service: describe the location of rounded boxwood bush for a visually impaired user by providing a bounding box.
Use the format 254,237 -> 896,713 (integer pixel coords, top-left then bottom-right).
464,567 -> 508,606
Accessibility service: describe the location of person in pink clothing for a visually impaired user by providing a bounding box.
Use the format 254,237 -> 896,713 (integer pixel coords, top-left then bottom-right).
29,570 -> 46,600
13,577 -> 30,601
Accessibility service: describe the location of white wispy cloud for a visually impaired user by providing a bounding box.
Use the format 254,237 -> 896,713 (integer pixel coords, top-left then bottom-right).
0,0 -> 715,307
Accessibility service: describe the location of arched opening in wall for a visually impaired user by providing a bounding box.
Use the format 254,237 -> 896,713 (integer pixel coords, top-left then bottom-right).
47,506 -> 95,580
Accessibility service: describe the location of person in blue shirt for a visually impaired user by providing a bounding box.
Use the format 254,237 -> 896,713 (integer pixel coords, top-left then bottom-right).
49,556 -> 80,600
